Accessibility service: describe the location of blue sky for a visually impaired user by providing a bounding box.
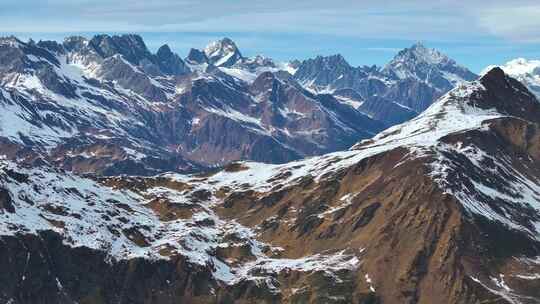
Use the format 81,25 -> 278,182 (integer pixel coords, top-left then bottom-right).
2,0 -> 540,72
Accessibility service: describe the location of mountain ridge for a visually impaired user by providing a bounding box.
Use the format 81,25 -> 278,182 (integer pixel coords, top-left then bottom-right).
3,33 -> 534,179
0,34 -> 388,175
0,67 -> 539,303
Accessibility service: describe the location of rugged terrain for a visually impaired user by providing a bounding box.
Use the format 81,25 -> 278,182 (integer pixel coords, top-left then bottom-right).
0,35 -> 478,175
0,68 -> 539,303
294,43 -> 478,125
484,58 -> 540,98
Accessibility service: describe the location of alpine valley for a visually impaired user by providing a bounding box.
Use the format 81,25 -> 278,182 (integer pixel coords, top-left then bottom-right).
0,34 -> 540,304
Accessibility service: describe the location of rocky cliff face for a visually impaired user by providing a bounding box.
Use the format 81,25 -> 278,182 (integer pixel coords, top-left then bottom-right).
0,35 -> 386,176
1,68 -> 539,303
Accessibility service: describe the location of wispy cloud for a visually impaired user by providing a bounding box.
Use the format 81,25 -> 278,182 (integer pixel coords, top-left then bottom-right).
0,0 -> 538,43
477,5 -> 540,42
1,0 -> 539,72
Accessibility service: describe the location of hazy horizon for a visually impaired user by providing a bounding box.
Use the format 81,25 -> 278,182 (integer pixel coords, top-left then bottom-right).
3,0 -> 540,72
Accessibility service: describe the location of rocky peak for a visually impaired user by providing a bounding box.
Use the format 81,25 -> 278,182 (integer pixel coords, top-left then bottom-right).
483,58 -> 540,98
62,36 -> 90,52
382,43 -> 477,91
0,37 -> 27,74
185,48 -> 209,65
36,40 -> 65,55
293,54 -> 365,93
156,44 -> 190,75
88,34 -> 153,65
203,37 -> 243,67
0,36 -> 22,47
393,42 -> 451,66
156,44 -> 173,58
353,70 -> 539,152
477,67 -> 540,121
243,55 -> 276,68
294,54 -> 353,80
309,54 -> 351,70
0,37 -> 62,75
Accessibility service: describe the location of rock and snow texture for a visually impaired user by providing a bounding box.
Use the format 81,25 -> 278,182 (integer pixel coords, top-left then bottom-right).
1,67 -> 540,303
0,34 -> 390,175
203,38 -> 243,67
382,42 -> 476,87
483,58 -> 540,98
293,42 -> 479,126
0,158 -> 363,299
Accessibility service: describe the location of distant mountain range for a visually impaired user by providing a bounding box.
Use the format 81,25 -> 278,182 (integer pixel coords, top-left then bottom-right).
0,34 -> 485,175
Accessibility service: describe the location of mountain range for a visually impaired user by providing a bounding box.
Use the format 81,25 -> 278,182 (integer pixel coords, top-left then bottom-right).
0,66 -> 539,303
1,32 -> 540,304
0,34 -> 483,176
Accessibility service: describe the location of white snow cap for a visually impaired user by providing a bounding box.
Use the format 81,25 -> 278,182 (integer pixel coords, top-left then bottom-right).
204,38 -> 242,66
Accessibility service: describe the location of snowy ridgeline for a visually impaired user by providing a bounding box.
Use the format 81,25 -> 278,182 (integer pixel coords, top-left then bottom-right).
0,159 -> 361,288
0,72 -> 539,291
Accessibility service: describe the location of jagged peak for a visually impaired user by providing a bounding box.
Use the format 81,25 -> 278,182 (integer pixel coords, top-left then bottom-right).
156,44 -> 173,56
204,37 -> 239,55
410,41 -> 427,50
480,67 -> 506,82
480,66 -> 535,99
0,36 -> 23,47
315,53 -> 348,63
244,54 -> 275,65
381,42 -> 477,85
353,68 -> 540,152
392,42 -> 451,65
185,48 -> 208,65
93,34 -> 147,50
36,40 -> 65,54
64,35 -> 88,43
350,80 -> 495,151
203,37 -> 243,67
88,34 -> 150,59
62,35 -> 90,51
300,54 -> 352,71
90,33 -> 145,45
204,38 -> 238,56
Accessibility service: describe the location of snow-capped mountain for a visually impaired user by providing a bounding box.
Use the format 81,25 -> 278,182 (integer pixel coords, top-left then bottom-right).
0,34 -> 384,175
189,38 -> 298,82
294,42 -> 478,125
382,42 -> 477,87
1,68 -> 539,303
483,58 -> 540,98
203,37 -> 243,67
294,54 -> 386,96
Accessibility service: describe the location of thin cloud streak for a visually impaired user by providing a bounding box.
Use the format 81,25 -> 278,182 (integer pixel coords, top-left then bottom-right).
1,0 -> 540,73
0,0 -> 539,42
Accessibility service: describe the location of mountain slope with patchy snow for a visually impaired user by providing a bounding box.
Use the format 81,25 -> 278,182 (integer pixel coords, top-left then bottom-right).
0,35 -> 385,175
0,68 -> 539,303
